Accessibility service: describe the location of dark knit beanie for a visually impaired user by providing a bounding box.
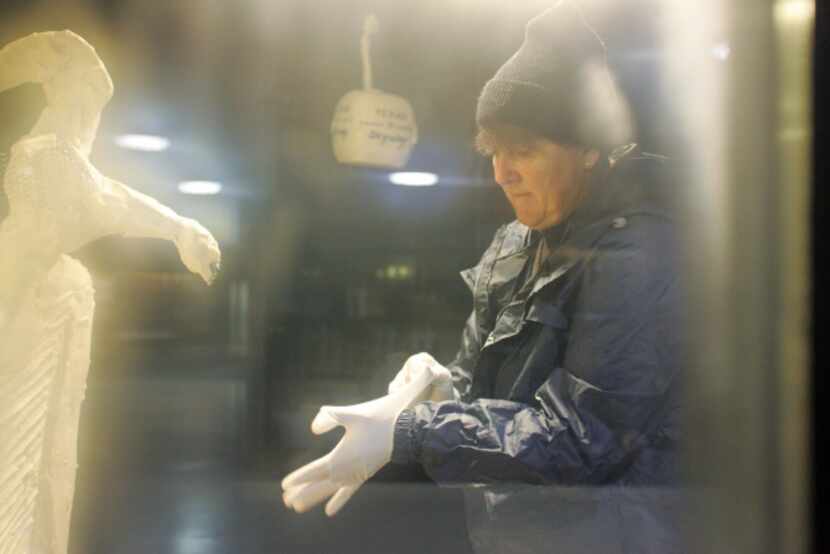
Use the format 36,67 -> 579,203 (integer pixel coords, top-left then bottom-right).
476,0 -> 632,150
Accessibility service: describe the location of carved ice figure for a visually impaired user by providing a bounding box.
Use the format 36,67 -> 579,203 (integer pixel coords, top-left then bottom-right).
0,31 -> 221,553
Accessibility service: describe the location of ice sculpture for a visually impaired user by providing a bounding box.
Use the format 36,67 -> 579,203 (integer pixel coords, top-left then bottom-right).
0,31 -> 221,553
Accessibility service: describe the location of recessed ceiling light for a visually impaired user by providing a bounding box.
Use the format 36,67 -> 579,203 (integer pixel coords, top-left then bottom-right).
711,42 -> 730,61
178,180 -> 222,195
389,172 -> 438,187
775,0 -> 814,23
115,134 -> 170,152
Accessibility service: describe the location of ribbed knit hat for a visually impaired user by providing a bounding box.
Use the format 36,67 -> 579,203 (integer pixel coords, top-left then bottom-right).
476,0 -> 632,150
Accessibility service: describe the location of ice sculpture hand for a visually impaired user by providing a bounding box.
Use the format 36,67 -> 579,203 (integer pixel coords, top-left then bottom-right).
175,217 -> 221,285
388,352 -> 457,402
282,365 -> 437,517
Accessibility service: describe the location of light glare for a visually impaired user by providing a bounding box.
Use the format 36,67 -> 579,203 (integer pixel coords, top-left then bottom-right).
178,181 -> 222,195
115,134 -> 170,152
389,172 -> 438,187
775,0 -> 814,23
711,42 -> 730,61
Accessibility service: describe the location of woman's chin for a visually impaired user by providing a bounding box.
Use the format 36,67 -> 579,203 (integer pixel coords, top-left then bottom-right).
507,200 -> 531,223
515,212 -> 543,228
515,210 -> 562,230
508,199 -> 535,221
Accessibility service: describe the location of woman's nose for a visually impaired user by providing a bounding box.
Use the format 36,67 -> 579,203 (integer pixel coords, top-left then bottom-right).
492,154 -> 518,187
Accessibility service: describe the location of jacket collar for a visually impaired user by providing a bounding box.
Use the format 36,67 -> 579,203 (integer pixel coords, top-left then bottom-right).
507,143 -> 647,248
521,144 -> 672,297
473,144 -> 672,349
465,144 -> 671,298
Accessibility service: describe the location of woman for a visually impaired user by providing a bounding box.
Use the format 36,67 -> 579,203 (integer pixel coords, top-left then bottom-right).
284,3 -> 684,552
0,31 -> 221,553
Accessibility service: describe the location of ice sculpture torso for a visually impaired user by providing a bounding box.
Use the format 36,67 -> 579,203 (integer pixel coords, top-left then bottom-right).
0,30 -> 221,554
0,135 -> 101,554
3,134 -> 118,256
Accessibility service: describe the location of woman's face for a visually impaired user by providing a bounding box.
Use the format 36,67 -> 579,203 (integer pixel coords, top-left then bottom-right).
478,126 -> 597,230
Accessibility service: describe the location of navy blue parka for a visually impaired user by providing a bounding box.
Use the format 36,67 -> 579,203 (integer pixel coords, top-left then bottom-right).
392,145 -> 684,490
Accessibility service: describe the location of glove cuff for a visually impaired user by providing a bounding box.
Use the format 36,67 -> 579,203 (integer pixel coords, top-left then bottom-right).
390,409 -> 418,465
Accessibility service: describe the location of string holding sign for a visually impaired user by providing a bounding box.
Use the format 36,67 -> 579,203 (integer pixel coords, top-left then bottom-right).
361,14 -> 378,91
331,14 -> 418,169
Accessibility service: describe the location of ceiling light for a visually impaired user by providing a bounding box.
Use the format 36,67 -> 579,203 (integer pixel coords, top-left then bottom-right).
711,42 -> 730,61
775,0 -> 814,23
389,172 -> 438,187
178,181 -> 222,195
115,134 -> 170,152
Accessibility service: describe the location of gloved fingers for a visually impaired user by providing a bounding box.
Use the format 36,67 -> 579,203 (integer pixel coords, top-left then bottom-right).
428,381 -> 455,402
407,352 -> 437,367
281,453 -> 331,489
392,367 -> 436,407
389,352 -> 434,394
317,403 -> 378,428
429,365 -> 457,401
388,377 -> 422,396
432,365 -> 453,382
284,480 -> 339,513
325,484 -> 361,517
403,353 -> 435,381
388,364 -> 420,394
282,482 -> 313,508
387,372 -> 406,394
311,407 -> 340,435
316,403 -> 368,428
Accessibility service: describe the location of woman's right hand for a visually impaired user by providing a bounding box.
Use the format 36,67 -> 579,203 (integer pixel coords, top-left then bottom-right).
387,352 -> 457,402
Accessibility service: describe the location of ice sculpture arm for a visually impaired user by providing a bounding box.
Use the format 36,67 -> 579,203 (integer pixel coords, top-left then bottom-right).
100,176 -> 221,284
27,139 -> 220,285
99,176 -> 183,242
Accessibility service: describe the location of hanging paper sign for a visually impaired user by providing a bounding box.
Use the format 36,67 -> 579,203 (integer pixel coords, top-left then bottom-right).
331,89 -> 418,169
330,14 -> 418,169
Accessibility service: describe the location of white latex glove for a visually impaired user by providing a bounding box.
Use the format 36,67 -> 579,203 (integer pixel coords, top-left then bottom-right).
388,352 -> 458,402
175,217 -> 221,285
281,365 -> 436,517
